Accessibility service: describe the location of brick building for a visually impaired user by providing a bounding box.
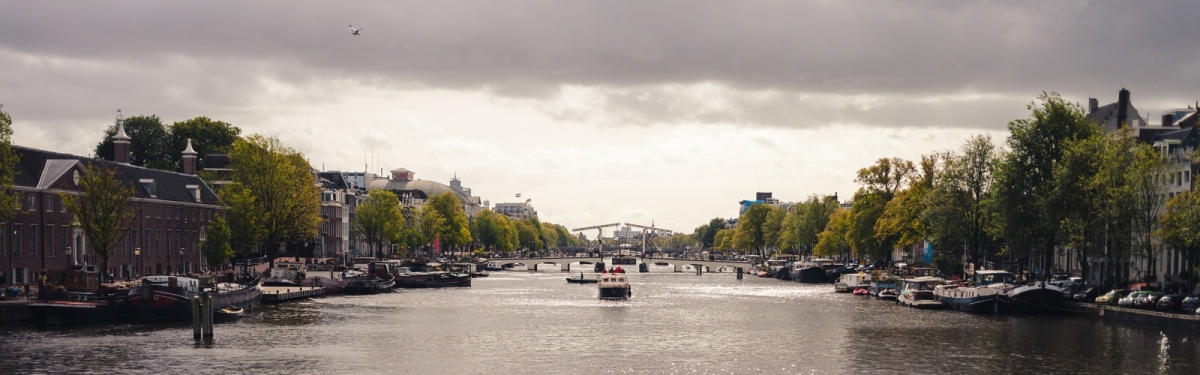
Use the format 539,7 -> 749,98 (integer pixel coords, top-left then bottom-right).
2,124 -> 222,285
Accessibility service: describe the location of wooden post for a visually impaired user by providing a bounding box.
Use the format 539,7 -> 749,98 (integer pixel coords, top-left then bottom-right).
202,292 -> 214,339
737,267 -> 743,280
191,296 -> 202,340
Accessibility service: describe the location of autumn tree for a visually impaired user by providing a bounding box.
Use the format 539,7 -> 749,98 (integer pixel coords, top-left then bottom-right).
59,164 -> 141,284
814,209 -> 852,257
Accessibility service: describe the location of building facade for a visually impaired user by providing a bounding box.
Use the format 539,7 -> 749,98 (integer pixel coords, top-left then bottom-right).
2,131 -> 222,285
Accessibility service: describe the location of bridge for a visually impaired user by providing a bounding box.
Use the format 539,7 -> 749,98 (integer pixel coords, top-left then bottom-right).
487,256 -> 749,273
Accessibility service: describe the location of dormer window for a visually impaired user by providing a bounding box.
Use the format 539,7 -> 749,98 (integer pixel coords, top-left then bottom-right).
139,179 -> 156,198
186,184 -> 201,202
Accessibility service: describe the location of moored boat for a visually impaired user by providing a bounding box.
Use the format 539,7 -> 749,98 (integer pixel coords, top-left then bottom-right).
791,258 -> 838,283
128,274 -> 262,322
342,262 -> 396,294
30,266 -> 133,325
898,276 -> 947,309
934,270 -> 1009,313
263,262 -> 303,286
212,306 -> 245,322
566,273 -> 598,284
834,272 -> 873,293
869,278 -> 900,300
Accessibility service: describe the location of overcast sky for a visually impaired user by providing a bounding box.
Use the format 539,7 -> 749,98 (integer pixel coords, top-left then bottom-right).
3,1 -> 1200,234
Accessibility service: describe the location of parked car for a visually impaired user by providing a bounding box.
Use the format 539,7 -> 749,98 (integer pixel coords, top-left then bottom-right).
1061,284 -> 1082,300
1180,295 -> 1199,313
1157,294 -> 1187,312
1133,292 -> 1165,309
1118,291 -> 1142,307
1073,287 -> 1099,303
1096,289 -> 1129,306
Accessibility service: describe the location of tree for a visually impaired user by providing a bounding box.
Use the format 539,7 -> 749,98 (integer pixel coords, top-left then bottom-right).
846,190 -> 888,261
169,116 -> 241,170
1130,142 -> 1172,281
876,154 -> 938,252
855,157 -> 915,201
354,189 -> 404,259
712,229 -> 735,252
428,192 -> 472,252
220,186 -> 264,255
780,195 -> 839,255
0,104 -> 18,222
925,135 -> 1001,268
471,210 -> 506,252
514,219 -> 543,253
762,206 -> 786,254
59,164 -> 140,285
226,135 -> 322,266
814,209 -> 852,257
1160,191 -> 1200,286
733,204 -> 771,256
700,218 -> 726,248
200,215 -> 234,270
95,114 -> 173,170
993,92 -> 1099,279
417,205 -> 446,256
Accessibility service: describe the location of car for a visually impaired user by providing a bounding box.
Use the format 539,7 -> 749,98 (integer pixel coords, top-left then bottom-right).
1096,289 -> 1129,306
1117,291 -> 1142,307
1180,295 -> 1199,313
1157,294 -> 1187,312
1061,284 -> 1083,300
1133,292 -> 1164,309
1073,287 -> 1099,303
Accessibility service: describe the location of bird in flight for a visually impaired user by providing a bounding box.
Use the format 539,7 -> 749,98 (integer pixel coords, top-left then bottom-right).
349,25 -> 363,35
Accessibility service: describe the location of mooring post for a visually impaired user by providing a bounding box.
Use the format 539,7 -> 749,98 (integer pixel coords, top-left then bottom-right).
737,267 -> 743,280
696,266 -> 702,276
191,296 -> 202,340
202,292 -> 214,339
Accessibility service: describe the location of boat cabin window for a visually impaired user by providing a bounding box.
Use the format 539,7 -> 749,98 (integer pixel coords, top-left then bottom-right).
976,273 -> 1013,285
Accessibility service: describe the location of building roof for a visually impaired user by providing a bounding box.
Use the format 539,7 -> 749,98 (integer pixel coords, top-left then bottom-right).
368,178 -> 473,204
13,146 -> 221,206
317,172 -> 352,190
1087,101 -> 1145,132
1137,127 -> 1179,144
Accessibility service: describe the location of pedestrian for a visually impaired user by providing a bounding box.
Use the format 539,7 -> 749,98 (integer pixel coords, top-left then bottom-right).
24,283 -> 30,300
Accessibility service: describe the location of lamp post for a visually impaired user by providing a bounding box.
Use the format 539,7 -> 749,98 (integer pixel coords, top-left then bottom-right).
134,247 -> 141,278
65,247 -> 73,269
179,247 -> 185,275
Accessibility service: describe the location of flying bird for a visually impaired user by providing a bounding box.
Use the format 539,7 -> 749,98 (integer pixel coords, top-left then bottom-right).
349,25 -> 363,35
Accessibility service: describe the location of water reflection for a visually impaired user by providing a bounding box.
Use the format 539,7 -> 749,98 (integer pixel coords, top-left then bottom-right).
1,272 -> 1198,374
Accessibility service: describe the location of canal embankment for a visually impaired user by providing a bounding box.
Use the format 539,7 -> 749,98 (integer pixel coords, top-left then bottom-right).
0,301 -> 32,324
1067,302 -> 1200,334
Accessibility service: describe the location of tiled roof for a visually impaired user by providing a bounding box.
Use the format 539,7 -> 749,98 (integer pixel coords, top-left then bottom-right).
1087,101 -> 1145,131
13,146 -> 222,206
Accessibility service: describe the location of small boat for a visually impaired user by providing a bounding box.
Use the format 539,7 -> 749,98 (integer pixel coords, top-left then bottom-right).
852,288 -> 869,296
484,261 -> 504,272
647,262 -> 674,273
470,271 -> 490,278
898,276 -> 947,309
791,258 -> 839,283
342,262 -> 396,294
394,269 -> 472,288
213,306 -> 244,322
566,273 -> 598,284
597,270 -> 631,300
502,262 -> 528,271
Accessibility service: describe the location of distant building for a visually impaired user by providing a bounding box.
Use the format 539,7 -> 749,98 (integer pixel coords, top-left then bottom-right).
367,168 -> 483,216
316,171 -> 364,260
494,202 -> 537,220
738,192 -> 797,215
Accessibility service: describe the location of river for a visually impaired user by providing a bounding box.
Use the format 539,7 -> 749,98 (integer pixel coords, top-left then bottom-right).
1,271 -> 1197,374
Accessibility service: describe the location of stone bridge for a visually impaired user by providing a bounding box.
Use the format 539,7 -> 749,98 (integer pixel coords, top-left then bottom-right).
487,257 -> 749,273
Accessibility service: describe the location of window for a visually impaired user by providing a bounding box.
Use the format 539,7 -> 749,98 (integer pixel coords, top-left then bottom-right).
139,179 -> 156,198
155,230 -> 161,255
29,194 -> 36,211
45,225 -> 54,257
62,227 -> 70,259
144,229 -> 150,254
29,224 -> 37,257
156,205 -> 161,219
1179,172 -> 1184,186
1187,171 -> 1192,183
45,195 -> 54,212
12,225 -> 20,258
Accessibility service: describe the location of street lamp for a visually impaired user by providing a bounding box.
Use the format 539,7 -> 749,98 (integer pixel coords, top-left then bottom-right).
65,247 -> 73,269
134,247 -> 141,278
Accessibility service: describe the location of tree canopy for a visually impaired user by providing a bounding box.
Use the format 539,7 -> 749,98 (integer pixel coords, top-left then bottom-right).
225,135 -> 322,265
0,104 -> 18,222
59,164 -> 141,284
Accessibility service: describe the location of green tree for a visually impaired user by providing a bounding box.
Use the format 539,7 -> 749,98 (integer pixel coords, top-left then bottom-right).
780,195 -> 839,255
226,135 -> 322,266
514,219 -> 543,253
762,205 -> 786,254
700,218 -> 726,248
354,189 -> 404,259
733,204 -> 771,256
1130,141 -> 1172,281
417,205 -> 446,256
876,154 -> 938,251
0,105 -> 18,222
471,210 -> 506,252
814,209 -> 852,257
200,215 -> 234,269
993,92 -> 1100,279
712,229 -> 735,251
925,135 -> 1001,268
95,114 -> 173,170
170,116 -> 241,170
1160,191 -> 1200,285
846,190 -> 887,261
220,186 -> 264,255
59,164 -> 141,284
428,192 -> 472,253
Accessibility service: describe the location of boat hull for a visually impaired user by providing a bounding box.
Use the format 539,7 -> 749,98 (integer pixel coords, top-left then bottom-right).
395,273 -> 471,288
1000,284 -> 1063,314
128,280 -> 262,322
28,297 -> 128,324
598,286 -> 631,299
300,277 -> 346,294
343,278 -> 396,294
793,267 -> 829,283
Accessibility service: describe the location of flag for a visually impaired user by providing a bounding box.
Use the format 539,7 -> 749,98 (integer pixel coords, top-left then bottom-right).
516,193 -> 521,198
526,198 -> 531,203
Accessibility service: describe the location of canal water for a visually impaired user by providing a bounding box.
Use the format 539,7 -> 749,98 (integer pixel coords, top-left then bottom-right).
1,272 -> 1198,374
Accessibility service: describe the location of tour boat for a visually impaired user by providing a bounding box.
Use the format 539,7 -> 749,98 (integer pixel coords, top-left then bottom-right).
597,270 -> 632,300
834,272 -> 873,293
29,266 -> 133,324
897,276 -> 947,309
128,274 -> 262,322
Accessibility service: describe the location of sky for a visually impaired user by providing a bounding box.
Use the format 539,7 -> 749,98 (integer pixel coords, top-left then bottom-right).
3,1 -> 1200,235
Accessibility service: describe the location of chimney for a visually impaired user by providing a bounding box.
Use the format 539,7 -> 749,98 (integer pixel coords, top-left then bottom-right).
113,112 -> 131,164
1116,88 -> 1130,127
1163,114 -> 1174,127
1088,98 -> 1098,114
182,138 -> 197,175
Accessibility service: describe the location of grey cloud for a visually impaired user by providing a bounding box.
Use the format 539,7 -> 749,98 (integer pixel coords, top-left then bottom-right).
2,1 -> 1200,130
